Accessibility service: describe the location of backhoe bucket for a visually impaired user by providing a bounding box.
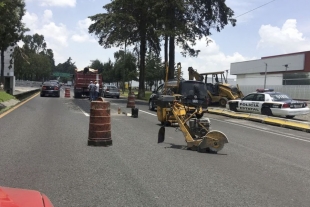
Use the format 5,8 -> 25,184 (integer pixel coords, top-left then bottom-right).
158,126 -> 165,143
198,130 -> 228,153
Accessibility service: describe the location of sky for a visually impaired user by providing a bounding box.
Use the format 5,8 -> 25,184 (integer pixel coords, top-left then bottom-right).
21,0 -> 310,80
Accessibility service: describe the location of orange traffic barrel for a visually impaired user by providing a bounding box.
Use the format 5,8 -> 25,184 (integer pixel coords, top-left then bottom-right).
88,98 -> 112,146
64,88 -> 70,98
126,92 -> 135,108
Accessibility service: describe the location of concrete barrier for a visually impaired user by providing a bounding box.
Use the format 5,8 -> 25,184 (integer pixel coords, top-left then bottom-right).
207,107 -> 310,133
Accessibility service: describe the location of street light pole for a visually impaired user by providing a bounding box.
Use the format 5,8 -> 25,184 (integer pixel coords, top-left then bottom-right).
264,63 -> 267,88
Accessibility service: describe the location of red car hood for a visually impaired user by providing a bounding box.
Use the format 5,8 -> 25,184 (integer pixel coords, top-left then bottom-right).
0,186 -> 54,207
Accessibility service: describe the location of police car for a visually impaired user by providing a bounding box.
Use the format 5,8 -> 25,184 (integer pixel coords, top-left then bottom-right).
226,89 -> 309,118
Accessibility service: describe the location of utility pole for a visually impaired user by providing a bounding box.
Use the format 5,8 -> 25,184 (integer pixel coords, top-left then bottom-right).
264,63 -> 267,88
123,39 -> 127,94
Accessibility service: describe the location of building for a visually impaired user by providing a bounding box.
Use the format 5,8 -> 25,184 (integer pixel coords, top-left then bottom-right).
230,51 -> 310,86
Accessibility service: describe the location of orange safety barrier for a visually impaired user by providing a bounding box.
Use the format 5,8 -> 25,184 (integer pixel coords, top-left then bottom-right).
88,98 -> 112,146
64,88 -> 70,98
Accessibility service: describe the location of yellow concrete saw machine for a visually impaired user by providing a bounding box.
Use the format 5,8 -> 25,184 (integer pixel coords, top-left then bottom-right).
157,63 -> 228,153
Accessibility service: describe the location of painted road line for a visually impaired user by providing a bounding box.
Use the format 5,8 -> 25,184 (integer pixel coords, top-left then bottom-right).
0,92 -> 40,119
139,109 -> 157,116
211,118 -> 310,143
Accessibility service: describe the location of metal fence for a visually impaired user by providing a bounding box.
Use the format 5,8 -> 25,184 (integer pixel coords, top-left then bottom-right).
238,85 -> 310,100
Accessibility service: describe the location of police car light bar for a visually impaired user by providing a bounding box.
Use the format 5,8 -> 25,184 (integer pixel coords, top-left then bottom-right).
256,88 -> 274,92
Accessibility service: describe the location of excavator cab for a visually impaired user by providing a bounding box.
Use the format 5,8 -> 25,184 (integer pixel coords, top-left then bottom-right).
200,70 -> 244,107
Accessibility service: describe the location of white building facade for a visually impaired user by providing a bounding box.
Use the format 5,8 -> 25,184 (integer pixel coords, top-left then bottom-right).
230,51 -> 310,100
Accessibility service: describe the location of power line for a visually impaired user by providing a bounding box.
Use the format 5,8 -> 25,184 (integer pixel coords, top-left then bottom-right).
234,0 -> 277,18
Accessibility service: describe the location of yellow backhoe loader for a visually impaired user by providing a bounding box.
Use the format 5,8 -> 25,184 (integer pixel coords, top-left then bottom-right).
157,63 -> 228,153
188,67 -> 244,107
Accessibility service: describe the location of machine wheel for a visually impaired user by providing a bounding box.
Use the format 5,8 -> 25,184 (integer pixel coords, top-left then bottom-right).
286,115 -> 295,119
116,96 -> 120,99
261,108 -> 272,116
40,94 -> 43,97
229,103 -> 238,112
219,98 -> 228,107
149,100 -> 155,111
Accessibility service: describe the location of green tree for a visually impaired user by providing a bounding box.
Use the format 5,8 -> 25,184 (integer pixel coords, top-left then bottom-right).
113,50 -> 138,92
0,0 -> 28,83
14,34 -> 55,81
145,50 -> 164,90
101,59 -> 116,84
153,0 -> 236,79
88,0 -> 159,99
90,59 -> 105,74
55,57 -> 76,74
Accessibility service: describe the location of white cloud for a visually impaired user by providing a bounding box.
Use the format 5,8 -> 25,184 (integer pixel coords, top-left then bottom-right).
35,22 -> 69,46
25,0 -> 76,7
257,19 -> 310,53
177,37 -> 255,79
22,12 -> 39,30
43,10 -> 53,23
71,18 -> 96,43
22,10 -> 71,64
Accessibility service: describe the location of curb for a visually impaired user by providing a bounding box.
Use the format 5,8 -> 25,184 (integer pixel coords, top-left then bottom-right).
207,107 -> 310,133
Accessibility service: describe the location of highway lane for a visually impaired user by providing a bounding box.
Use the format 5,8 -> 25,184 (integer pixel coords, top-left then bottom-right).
0,91 -> 310,207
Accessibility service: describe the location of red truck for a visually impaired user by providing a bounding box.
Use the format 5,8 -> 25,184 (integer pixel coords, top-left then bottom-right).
73,67 -> 103,98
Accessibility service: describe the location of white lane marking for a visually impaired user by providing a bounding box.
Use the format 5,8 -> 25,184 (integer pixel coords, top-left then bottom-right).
82,111 -> 90,117
139,109 -> 157,116
210,118 -> 310,143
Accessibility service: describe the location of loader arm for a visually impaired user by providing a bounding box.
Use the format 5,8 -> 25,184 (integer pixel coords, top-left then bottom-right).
188,67 -> 204,81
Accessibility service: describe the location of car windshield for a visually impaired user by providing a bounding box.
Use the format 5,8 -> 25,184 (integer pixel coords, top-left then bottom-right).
181,82 -> 207,97
270,93 -> 291,101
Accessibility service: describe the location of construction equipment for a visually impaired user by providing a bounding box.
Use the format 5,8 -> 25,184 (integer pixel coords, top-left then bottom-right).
156,63 -> 206,125
157,63 -> 228,153
189,68 -> 244,107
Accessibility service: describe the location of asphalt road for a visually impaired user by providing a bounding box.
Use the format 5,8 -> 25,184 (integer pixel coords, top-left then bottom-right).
0,88 -> 310,207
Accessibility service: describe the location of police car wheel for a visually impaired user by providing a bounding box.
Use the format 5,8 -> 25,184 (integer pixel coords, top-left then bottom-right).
262,108 -> 272,116
286,115 -> 295,119
229,103 -> 237,112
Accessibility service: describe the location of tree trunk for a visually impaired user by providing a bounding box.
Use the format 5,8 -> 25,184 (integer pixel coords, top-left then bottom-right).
164,35 -> 168,66
138,29 -> 146,99
168,4 -> 175,80
168,35 -> 175,79
1,49 -> 4,85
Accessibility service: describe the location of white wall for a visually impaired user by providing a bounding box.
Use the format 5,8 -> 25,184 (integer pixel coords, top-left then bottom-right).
2,46 -> 15,76
231,53 -> 305,75
237,73 -> 283,86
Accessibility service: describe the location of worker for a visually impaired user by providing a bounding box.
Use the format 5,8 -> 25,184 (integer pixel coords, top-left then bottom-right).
94,81 -> 99,100
88,81 -> 95,101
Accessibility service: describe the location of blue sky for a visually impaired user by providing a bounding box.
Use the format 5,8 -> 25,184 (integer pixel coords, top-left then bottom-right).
22,0 -> 310,79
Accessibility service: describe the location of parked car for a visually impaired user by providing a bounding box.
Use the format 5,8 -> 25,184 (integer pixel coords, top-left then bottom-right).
40,82 -> 60,97
103,85 -> 120,98
148,80 -> 209,111
226,88 -> 309,118
0,185 -> 54,207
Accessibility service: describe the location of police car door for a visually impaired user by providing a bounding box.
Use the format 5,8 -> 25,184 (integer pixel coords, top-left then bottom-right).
238,93 -> 258,112
254,94 -> 265,114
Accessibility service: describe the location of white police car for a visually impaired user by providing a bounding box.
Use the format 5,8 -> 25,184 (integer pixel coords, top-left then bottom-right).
226,89 -> 309,118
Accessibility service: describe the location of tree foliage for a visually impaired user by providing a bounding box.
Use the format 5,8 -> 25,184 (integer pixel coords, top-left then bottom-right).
14,34 -> 55,81
0,0 -> 28,81
54,57 -> 76,74
88,0 -> 159,98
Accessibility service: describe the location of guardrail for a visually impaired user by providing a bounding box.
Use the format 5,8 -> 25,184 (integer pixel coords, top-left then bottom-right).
207,107 -> 310,133
14,89 -> 40,101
